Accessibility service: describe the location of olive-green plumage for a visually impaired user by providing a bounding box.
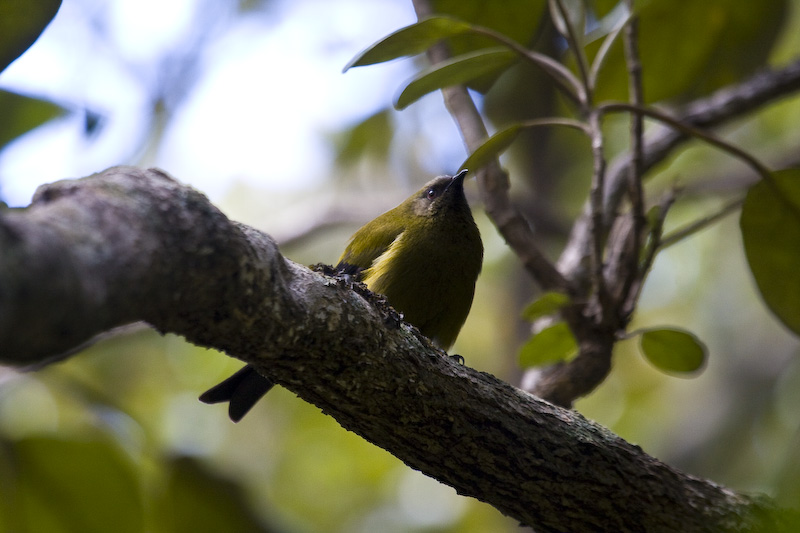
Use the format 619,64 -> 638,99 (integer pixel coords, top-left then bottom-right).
338,171 -> 482,349
200,171 -> 483,421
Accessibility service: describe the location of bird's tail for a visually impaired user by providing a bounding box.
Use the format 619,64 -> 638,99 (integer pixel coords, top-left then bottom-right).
199,364 -> 275,422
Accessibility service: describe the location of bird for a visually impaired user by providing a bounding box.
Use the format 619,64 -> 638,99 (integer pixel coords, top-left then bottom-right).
200,170 -> 483,421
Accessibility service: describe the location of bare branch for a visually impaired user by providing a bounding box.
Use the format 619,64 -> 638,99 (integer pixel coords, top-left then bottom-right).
614,187 -> 678,320
587,110 -> 610,316
617,1 -> 646,318
588,8 -> 632,90
659,196 -> 744,250
599,102 -> 772,179
551,0 -> 592,105
560,58 -> 800,278
468,25 -> 585,106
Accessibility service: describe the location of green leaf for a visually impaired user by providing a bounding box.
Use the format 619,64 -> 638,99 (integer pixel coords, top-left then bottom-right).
12,436 -> 144,533
431,0 -> 546,57
740,168 -> 800,336
0,0 -> 62,73
343,16 -> 473,71
430,0 -> 546,92
395,48 -> 516,109
521,291 -> 572,321
0,89 -> 66,150
461,124 -> 522,173
589,0 -> 788,103
461,118 -> 587,172
639,328 -> 707,373
519,322 -> 578,368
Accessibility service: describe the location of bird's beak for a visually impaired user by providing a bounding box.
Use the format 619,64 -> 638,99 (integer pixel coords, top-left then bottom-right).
446,169 -> 469,192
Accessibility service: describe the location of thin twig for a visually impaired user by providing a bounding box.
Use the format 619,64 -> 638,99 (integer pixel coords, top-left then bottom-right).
552,0 -> 592,105
597,103 -> 800,227
623,187 -> 677,317
517,117 -> 591,133
598,102 -> 772,179
603,59 -> 800,212
623,11 -> 645,218
659,196 -> 744,249
621,193 -> 743,317
588,7 -> 633,90
469,25 -> 585,106
618,0 -> 645,317
587,110 -> 610,316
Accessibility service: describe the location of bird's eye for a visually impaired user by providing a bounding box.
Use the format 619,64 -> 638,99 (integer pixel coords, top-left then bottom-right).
426,188 -> 437,199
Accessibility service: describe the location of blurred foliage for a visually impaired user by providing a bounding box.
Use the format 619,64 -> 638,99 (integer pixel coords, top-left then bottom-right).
0,0 -> 61,73
0,89 -> 66,151
519,321 -> 578,367
1,0 -> 800,531
589,0 -> 788,102
2,435 -> 144,533
333,108 -> 394,167
741,169 -> 800,335
0,0 -> 66,165
155,456 -> 274,533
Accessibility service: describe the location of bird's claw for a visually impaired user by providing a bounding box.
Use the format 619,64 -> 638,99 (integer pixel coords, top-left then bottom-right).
448,353 -> 465,365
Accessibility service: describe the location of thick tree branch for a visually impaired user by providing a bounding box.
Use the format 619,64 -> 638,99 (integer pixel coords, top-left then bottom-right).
0,166 -> 787,532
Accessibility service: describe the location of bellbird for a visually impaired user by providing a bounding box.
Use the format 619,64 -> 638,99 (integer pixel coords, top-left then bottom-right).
200,170 -> 483,421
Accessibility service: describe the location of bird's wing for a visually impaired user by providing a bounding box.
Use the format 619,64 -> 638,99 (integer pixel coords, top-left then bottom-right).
336,215 -> 405,272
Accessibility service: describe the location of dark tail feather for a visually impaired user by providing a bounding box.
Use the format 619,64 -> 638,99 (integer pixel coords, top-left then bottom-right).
199,365 -> 276,422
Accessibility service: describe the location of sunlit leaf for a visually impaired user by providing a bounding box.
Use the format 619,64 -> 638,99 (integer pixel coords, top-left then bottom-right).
461,118 -> 586,172
519,322 -> 578,368
639,327 -> 707,373
343,16 -> 473,71
12,436 -> 143,533
740,168 -> 800,336
0,0 -> 61,73
521,291 -> 572,322
461,125 -> 522,173
396,48 -> 516,109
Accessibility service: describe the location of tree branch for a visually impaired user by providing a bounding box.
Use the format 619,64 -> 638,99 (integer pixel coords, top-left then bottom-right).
543,59 -> 800,406
559,58 -> 800,277
0,166 -> 786,532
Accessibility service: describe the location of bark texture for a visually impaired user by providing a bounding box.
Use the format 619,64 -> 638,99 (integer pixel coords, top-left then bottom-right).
0,167 -> 787,532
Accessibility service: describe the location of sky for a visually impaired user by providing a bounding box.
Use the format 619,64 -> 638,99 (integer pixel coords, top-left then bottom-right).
0,0 -> 441,206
